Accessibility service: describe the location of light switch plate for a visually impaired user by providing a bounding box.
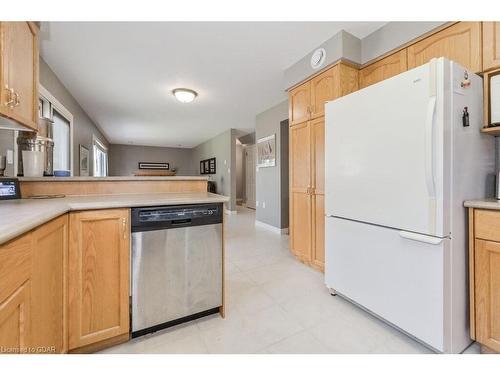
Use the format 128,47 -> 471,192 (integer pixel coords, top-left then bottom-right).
6,149 -> 13,164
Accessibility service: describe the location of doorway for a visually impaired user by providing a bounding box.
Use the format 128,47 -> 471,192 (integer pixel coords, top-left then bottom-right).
245,144 -> 256,209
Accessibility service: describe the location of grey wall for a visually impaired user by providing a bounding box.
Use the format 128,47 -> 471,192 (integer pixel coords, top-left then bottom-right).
0,130 -> 15,176
192,129 -> 235,211
255,100 -> 289,229
284,30 -> 361,90
361,22 -> 447,63
284,22 -> 448,90
108,144 -> 195,176
39,57 -> 109,176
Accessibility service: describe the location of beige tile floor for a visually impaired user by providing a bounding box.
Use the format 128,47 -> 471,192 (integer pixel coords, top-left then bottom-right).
100,206 -> 480,354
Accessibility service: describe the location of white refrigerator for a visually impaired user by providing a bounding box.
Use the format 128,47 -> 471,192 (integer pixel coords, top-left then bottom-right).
324,58 -> 495,353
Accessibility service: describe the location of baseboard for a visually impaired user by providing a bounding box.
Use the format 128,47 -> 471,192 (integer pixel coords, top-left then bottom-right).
224,209 -> 238,215
255,220 -> 289,235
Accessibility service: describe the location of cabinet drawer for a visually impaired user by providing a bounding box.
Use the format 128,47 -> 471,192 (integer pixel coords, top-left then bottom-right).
0,235 -> 32,303
475,209 -> 500,242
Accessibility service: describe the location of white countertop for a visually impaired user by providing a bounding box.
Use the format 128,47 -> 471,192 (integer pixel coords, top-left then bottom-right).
0,192 -> 228,245
464,198 -> 500,210
18,176 -> 208,182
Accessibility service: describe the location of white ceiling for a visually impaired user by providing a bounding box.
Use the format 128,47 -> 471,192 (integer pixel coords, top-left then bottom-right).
40,22 -> 386,148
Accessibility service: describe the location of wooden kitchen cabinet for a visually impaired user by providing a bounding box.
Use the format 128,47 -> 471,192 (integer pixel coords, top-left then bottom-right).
289,81 -> 311,126
474,238 -> 500,352
483,22 -> 500,72
68,209 -> 130,352
288,62 -> 357,271
30,215 -> 68,354
310,117 -> 325,271
310,67 -> 335,119
0,235 -> 32,354
289,62 -> 358,126
407,22 -> 482,73
0,22 -> 39,130
290,122 -> 312,262
0,282 -> 31,353
468,208 -> 500,353
289,117 -> 325,271
359,50 -> 408,89
0,216 -> 68,354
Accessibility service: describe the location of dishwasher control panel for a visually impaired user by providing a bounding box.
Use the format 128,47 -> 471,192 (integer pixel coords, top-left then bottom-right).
131,203 -> 223,232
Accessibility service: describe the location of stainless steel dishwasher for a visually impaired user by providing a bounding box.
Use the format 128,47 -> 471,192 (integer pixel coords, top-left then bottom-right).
131,203 -> 223,338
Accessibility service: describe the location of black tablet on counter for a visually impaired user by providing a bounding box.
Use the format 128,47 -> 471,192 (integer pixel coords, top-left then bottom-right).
0,178 -> 20,200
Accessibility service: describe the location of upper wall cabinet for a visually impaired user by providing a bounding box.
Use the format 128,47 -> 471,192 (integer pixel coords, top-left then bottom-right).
310,68 -> 335,119
288,63 -> 358,126
483,22 -> 500,72
0,22 -> 39,131
289,81 -> 311,126
407,22 -> 482,73
359,50 -> 408,89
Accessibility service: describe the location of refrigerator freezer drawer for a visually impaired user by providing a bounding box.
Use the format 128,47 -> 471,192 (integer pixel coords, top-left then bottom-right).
325,216 -> 447,352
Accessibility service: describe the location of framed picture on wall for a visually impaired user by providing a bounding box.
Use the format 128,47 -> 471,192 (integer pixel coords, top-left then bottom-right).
200,157 -> 216,174
257,134 -> 276,167
209,157 -> 216,174
79,145 -> 89,176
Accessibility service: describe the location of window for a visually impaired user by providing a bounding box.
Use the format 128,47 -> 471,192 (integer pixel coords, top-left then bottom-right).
93,136 -> 108,177
38,85 -> 74,175
52,109 -> 71,171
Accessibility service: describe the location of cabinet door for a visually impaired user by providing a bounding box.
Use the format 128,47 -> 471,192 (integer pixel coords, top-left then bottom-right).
483,22 -> 500,72
0,22 -> 38,130
311,117 -> 325,271
359,50 -> 408,89
31,215 -> 68,354
68,209 -> 130,350
0,282 -> 31,354
475,239 -> 500,352
407,22 -> 482,73
290,122 -> 312,262
310,67 -> 335,119
289,81 -> 310,126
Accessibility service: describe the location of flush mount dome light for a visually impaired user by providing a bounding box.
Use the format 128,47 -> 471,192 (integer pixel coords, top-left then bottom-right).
172,88 -> 197,103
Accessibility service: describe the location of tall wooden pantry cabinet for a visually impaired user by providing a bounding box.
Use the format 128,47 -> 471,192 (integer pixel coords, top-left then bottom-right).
288,62 -> 358,272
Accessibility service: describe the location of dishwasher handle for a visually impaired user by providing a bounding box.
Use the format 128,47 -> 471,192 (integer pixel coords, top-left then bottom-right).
171,219 -> 192,226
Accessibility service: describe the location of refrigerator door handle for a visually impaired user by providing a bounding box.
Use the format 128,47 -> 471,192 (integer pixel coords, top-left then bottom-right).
425,96 -> 437,199
425,96 -> 437,198
399,230 -> 443,245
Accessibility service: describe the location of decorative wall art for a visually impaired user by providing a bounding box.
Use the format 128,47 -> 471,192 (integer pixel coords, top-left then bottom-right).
257,134 -> 276,167
200,157 -> 216,174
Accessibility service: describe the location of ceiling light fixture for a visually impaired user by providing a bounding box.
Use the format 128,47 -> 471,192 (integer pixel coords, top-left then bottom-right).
172,88 -> 197,103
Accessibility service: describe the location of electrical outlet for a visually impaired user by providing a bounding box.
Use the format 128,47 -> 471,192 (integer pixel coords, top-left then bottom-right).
224,160 -> 227,165
262,201 -> 266,208
256,201 -> 259,207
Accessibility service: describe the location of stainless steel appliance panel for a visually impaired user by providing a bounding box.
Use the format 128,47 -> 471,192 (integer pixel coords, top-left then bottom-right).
131,223 -> 222,332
